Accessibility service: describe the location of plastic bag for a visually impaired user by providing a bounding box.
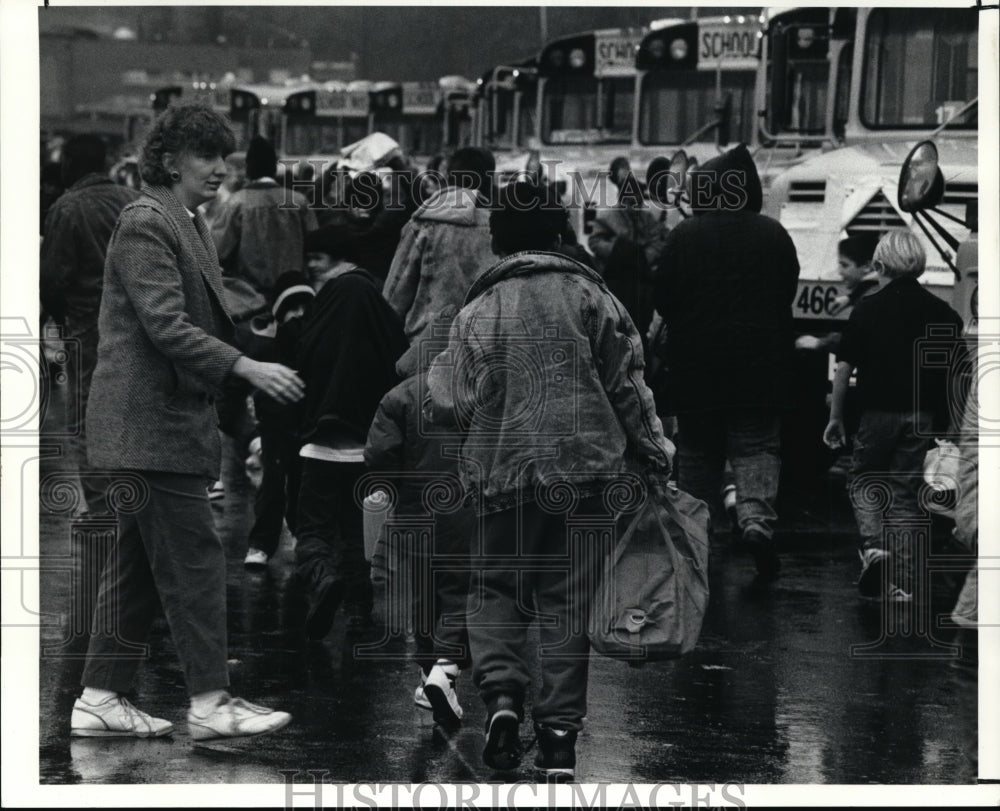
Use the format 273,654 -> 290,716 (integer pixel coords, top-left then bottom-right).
589,481 -> 710,664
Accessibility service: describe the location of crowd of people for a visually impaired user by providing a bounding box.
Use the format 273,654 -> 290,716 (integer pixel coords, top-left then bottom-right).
39,102 -> 977,780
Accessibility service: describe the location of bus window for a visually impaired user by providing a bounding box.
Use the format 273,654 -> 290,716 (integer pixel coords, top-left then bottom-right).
543,76 -> 631,144
833,44 -> 853,140
862,8 -> 977,128
639,70 -> 754,145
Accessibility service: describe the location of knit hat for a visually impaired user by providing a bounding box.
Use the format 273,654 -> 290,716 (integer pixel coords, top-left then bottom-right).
270,271 -> 315,322
245,135 -> 278,181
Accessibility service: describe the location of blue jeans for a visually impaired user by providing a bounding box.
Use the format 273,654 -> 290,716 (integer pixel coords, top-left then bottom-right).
847,410 -> 933,583
676,409 -> 782,538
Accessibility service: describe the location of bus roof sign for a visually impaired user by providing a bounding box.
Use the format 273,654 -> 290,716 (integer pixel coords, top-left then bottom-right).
595,32 -> 642,76
697,21 -> 760,69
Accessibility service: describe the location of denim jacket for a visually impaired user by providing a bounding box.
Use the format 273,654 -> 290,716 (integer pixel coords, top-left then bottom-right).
426,251 -> 674,513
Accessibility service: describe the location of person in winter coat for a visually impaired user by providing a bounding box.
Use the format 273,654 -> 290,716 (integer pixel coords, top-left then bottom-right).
212,136 -> 317,294
652,142 -> 800,581
41,134 -> 140,516
383,147 -> 496,346
293,263 -> 409,639
426,182 -> 675,781
364,328 -> 477,729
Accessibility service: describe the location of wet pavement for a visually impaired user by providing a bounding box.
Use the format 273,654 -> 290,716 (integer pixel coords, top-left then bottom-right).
35,428 -> 980,787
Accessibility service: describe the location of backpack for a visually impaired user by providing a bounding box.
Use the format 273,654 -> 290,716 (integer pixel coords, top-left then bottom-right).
589,481 -> 710,665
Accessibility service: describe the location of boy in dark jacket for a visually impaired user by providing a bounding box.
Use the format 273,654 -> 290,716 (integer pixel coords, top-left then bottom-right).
824,229 -> 965,602
653,143 -> 800,581
365,330 -> 476,729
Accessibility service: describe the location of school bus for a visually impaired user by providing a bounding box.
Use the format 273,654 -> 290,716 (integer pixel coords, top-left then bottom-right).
472,61 -> 538,181
635,14 -> 761,162
282,81 -> 373,167
764,7 -> 978,480
766,7 -> 977,325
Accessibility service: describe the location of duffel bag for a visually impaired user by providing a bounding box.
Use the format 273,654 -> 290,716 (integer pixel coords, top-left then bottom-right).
589,481 -> 710,664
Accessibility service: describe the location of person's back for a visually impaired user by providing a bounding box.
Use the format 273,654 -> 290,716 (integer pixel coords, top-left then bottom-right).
652,143 -> 799,581
212,137 -> 316,292
426,182 -> 674,780
384,150 -> 495,345
654,145 -> 799,413
825,229 -> 965,603
40,134 -> 140,516
840,278 -> 962,426
41,140 -> 140,328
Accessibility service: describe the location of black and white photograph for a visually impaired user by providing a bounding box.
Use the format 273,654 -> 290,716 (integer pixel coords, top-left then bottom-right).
2,1 -> 998,806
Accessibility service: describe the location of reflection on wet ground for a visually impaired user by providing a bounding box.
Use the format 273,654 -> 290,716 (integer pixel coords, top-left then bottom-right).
37,436 -> 977,785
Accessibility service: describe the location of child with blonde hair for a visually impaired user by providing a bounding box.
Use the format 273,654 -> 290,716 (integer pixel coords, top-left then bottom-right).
824,229 -> 965,602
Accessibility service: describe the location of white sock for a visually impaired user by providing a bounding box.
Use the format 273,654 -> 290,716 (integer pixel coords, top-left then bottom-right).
190,689 -> 227,716
80,686 -> 117,705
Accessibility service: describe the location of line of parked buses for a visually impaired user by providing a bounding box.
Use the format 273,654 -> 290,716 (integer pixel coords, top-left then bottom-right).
101,6 -> 983,476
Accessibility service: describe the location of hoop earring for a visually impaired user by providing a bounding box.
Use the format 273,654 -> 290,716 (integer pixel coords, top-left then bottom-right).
169,170 -> 181,182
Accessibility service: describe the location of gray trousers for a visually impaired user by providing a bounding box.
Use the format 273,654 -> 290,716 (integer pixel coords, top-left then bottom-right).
81,471 -> 230,696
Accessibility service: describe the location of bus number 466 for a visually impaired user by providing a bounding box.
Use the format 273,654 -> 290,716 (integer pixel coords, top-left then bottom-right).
796,285 -> 840,317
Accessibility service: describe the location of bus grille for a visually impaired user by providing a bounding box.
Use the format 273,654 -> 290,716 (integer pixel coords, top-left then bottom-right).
942,182 -> 977,207
846,191 -> 906,233
788,181 -> 826,203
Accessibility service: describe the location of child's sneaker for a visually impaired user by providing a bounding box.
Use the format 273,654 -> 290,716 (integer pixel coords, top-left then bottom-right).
423,660 -> 462,728
71,695 -> 174,738
857,547 -> 890,599
414,671 -> 432,712
482,695 -> 523,771
886,583 -> 913,603
534,724 -> 577,782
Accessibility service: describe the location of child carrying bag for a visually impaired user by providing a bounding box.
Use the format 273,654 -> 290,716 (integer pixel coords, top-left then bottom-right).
589,481 -> 710,664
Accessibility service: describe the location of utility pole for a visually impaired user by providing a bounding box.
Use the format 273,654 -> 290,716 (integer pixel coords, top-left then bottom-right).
540,7 -> 548,49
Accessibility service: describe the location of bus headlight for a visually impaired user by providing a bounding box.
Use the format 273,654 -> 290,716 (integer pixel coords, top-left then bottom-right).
669,38 -> 688,60
648,38 -> 666,60
569,48 -> 587,69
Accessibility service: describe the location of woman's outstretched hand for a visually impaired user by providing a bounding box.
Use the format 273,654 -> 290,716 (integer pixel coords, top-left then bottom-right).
232,357 -> 305,404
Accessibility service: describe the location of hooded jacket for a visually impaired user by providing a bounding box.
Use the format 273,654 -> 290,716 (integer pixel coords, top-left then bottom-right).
383,185 -> 495,345
426,251 -> 674,514
653,144 -> 800,412
296,269 -> 408,449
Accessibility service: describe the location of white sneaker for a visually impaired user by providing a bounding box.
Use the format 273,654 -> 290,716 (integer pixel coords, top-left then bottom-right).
71,695 -> 174,738
244,548 -> 269,567
187,694 -> 291,741
423,660 -> 462,727
207,480 -> 225,501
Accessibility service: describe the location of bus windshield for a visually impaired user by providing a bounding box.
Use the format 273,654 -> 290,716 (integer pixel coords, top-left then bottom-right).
862,8 -> 977,129
639,70 -> 755,145
284,118 -> 369,157
542,76 -> 634,144
483,85 -> 536,150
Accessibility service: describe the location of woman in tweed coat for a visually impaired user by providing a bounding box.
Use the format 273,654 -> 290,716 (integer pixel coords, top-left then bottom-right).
71,104 -> 304,742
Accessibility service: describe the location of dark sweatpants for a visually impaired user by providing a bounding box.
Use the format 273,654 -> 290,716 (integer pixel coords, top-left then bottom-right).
470,496 -> 610,731
294,458 -> 372,615
81,471 -> 230,696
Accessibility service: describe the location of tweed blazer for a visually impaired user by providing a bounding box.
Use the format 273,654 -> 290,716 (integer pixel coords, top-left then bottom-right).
87,185 -> 242,478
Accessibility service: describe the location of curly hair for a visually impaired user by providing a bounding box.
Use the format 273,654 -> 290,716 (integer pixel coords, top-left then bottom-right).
139,103 -> 237,186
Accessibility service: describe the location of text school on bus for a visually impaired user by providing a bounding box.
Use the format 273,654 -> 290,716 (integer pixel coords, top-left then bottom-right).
764,6 -> 978,476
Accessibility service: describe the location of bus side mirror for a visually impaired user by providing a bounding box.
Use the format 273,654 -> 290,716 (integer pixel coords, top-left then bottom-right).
898,140 -> 944,213
770,27 -> 790,129
715,93 -> 733,147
